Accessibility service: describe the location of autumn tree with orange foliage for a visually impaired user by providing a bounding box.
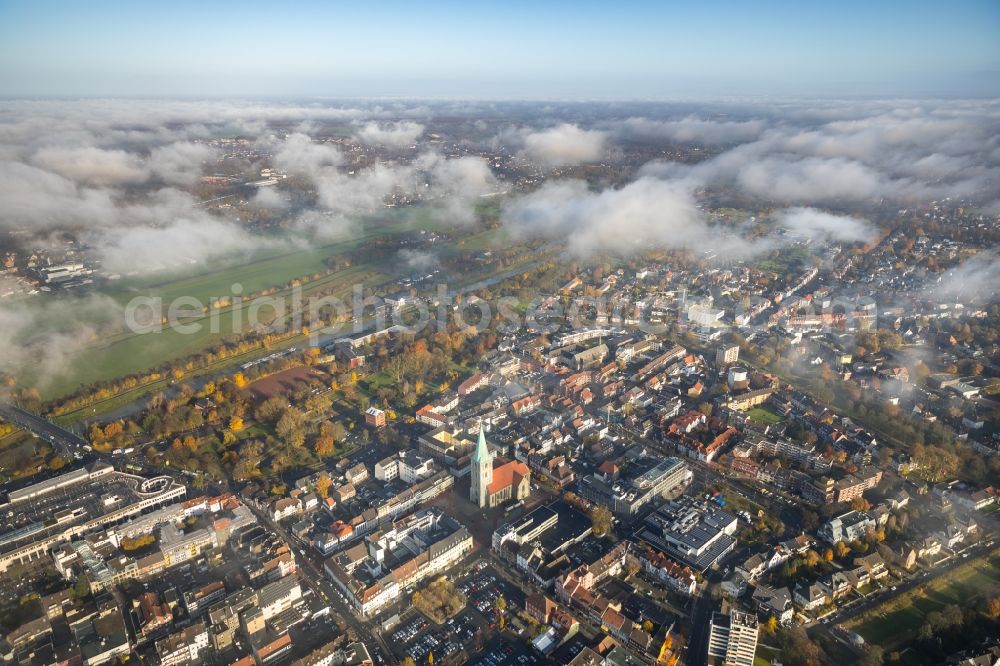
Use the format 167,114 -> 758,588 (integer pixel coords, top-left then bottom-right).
314,435 -> 335,457
315,474 -> 333,499
121,533 -> 156,551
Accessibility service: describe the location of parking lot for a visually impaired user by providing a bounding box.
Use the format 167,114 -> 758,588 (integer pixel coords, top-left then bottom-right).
458,562 -> 526,622
472,639 -> 543,666
384,560 -> 531,664
389,612 -> 480,662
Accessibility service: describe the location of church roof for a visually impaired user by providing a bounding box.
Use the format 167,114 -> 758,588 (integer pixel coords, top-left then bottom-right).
487,460 -> 530,495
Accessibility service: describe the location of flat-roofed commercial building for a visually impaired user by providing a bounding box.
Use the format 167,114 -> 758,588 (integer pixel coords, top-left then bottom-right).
0,464 -> 185,572
493,501 -> 592,583
578,456 -> 691,518
637,497 -> 738,571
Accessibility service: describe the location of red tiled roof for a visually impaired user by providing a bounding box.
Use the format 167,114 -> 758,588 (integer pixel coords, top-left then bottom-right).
257,633 -> 292,659
331,521 -> 353,539
597,461 -> 619,476
487,460 -> 530,495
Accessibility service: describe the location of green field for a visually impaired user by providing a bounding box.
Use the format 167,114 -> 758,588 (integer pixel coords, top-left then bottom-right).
754,644 -> 782,666
746,406 -> 784,424
28,264 -> 387,400
849,554 -> 1000,648
109,243 -> 343,306
19,211 -> 472,400
103,210 -> 436,307
754,245 -> 811,275
9,201 -> 535,413
448,227 -> 508,254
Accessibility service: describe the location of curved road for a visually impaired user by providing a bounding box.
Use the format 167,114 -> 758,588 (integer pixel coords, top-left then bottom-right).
0,402 -> 88,455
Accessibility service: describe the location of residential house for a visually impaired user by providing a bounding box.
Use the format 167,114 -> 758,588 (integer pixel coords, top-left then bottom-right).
793,581 -> 828,611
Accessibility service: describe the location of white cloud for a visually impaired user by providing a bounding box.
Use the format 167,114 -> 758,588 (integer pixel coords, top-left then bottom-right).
307,151 -> 496,225
148,141 -> 217,186
272,132 -> 345,175
0,160 -> 119,229
501,181 -> 877,259
3,97 -> 997,282
773,207 -> 875,243
355,121 -> 424,147
503,123 -> 607,168
93,216 -> 275,275
251,187 -> 291,210
616,116 -> 767,144
314,163 -> 405,215
737,155 -> 891,201
398,248 -> 438,271
502,177 -> 754,257
638,100 -> 1000,204
926,251 -> 1000,303
30,145 -> 148,185
414,153 -> 497,225
290,210 -> 357,242
0,293 -> 125,387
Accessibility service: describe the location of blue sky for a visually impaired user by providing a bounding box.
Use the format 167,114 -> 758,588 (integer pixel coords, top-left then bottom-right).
1,0 -> 998,98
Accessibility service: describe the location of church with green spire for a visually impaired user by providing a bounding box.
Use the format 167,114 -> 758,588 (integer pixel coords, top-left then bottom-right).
469,424 -> 531,509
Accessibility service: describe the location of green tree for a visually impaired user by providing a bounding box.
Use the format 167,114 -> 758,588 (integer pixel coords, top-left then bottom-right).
591,506 -> 614,537
778,626 -> 821,666
70,575 -> 91,599
859,646 -> 884,666
256,397 -> 286,423
276,408 -> 306,448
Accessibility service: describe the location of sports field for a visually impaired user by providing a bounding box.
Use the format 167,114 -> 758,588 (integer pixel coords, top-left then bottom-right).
746,406 -> 783,424
849,553 -> 1000,648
